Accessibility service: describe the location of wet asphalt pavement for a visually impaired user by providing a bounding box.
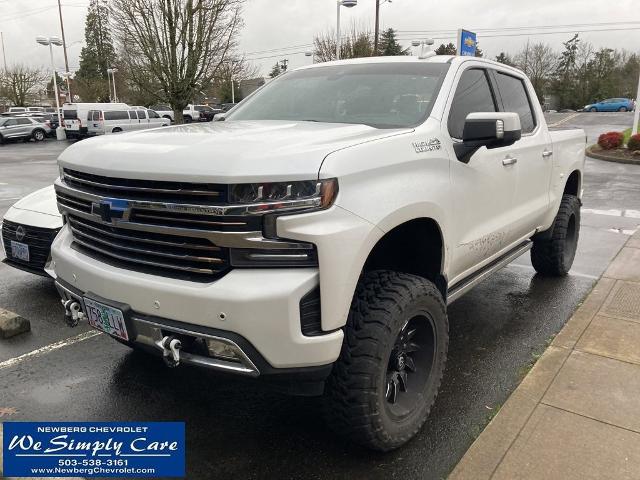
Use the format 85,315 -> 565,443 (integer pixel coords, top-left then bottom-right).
1,113 -> 639,479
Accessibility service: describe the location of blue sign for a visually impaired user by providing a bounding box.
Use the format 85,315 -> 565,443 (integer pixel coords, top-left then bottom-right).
458,29 -> 477,57
3,422 -> 185,478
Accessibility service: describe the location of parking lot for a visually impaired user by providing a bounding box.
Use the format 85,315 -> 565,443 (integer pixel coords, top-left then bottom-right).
1,112 -> 639,479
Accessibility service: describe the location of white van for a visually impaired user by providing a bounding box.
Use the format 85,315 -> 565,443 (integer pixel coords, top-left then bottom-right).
62,102 -> 130,139
87,108 -> 168,135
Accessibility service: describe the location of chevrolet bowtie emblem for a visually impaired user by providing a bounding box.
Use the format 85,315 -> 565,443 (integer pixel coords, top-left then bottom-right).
91,199 -> 130,223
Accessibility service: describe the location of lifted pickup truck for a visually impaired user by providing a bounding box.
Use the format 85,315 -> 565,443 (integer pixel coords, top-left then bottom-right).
52,55 -> 585,451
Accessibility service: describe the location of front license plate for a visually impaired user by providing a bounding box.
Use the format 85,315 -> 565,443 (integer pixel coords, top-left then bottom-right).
10,241 -> 29,262
83,298 -> 129,341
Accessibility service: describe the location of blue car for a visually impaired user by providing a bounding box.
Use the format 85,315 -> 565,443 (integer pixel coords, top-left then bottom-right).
584,98 -> 635,112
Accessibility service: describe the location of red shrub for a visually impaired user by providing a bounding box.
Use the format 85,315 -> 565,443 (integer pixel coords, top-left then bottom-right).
627,133 -> 640,152
598,131 -> 624,150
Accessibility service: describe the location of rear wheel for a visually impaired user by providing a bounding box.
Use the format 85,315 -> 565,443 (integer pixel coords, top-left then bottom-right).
619,106 -> 628,112
112,127 -> 122,133
531,194 -> 580,276
32,129 -> 45,142
184,115 -> 192,123
324,270 -> 448,451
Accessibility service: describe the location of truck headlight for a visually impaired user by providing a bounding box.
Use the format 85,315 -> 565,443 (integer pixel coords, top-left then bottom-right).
228,178 -> 338,210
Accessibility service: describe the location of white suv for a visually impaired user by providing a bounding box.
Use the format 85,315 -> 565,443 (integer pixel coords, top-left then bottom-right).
52,55 -> 585,451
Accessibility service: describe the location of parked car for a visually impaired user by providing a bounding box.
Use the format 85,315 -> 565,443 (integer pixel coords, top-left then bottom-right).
52,55 -> 585,451
0,116 -> 51,143
62,102 -> 131,139
584,98 -> 635,112
221,102 -> 237,112
149,104 -> 203,122
1,185 -> 61,277
193,105 -> 220,122
29,113 -> 60,136
87,108 -> 169,135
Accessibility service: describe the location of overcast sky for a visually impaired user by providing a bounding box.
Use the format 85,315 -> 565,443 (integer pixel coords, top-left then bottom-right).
1,0 -> 639,77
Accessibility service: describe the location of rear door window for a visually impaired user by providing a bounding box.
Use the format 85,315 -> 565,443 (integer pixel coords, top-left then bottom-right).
136,110 -> 147,119
63,109 -> 77,119
447,69 -> 497,139
494,72 -> 536,133
128,110 -> 137,119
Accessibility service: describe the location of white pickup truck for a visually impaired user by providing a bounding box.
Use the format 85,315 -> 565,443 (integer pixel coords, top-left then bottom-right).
51,55 -> 585,451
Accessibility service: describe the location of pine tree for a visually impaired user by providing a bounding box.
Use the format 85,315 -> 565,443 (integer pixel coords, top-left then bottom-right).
435,43 -> 457,55
75,0 -> 116,101
378,28 -> 409,56
495,52 -> 515,66
269,62 -> 281,78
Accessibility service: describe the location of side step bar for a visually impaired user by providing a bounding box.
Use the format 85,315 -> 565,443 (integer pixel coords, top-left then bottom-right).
447,240 -> 533,305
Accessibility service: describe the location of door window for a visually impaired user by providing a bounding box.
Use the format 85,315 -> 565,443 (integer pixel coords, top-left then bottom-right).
128,110 -> 137,119
448,69 -> 496,139
136,110 -> 147,120
17,118 -> 32,125
147,110 -> 159,118
3,119 -> 17,126
494,72 -> 536,133
104,111 -> 128,120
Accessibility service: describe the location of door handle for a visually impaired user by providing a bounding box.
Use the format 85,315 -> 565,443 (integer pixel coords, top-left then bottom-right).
542,150 -> 553,158
502,156 -> 518,166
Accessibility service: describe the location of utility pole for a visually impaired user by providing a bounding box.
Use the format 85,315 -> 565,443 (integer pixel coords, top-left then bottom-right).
374,0 -> 380,55
0,31 -> 7,72
57,0 -> 72,101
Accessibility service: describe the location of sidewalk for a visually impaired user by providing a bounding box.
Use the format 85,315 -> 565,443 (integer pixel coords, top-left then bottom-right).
450,230 -> 640,480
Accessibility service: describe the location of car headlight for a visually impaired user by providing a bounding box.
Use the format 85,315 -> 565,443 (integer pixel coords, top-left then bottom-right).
228,178 -> 338,211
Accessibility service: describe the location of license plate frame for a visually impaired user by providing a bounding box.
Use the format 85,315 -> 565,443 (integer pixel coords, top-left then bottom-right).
83,297 -> 129,341
10,241 -> 29,262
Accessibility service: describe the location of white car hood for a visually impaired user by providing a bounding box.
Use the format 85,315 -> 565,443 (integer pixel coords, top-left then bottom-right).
3,185 -> 62,229
58,120 -> 411,183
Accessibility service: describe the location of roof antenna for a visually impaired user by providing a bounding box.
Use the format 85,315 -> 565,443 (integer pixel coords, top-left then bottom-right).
412,38 -> 435,59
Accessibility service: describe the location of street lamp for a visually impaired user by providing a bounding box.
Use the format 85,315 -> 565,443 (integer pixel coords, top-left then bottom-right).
36,35 -> 65,140
374,0 -> 392,55
106,68 -> 118,102
336,0 -> 357,60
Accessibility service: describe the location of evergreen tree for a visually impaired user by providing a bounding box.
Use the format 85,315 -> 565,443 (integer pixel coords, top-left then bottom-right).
553,34 -> 580,109
435,43 -> 457,55
269,63 -> 281,78
75,0 -> 116,101
378,28 -> 409,56
495,52 -> 515,66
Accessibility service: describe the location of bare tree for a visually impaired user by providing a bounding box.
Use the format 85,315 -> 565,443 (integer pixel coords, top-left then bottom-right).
208,56 -> 258,103
110,0 -> 244,123
0,64 -> 47,106
313,24 -> 374,62
515,42 -> 557,101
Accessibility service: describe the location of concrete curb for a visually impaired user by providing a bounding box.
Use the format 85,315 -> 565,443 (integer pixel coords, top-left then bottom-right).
449,231 -> 640,479
586,145 -> 640,165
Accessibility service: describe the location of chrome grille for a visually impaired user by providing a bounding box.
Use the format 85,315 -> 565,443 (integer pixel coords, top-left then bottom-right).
68,215 -> 229,280
63,168 -> 228,204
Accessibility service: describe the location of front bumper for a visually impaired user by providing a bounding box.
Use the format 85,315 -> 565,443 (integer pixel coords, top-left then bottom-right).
51,225 -> 344,370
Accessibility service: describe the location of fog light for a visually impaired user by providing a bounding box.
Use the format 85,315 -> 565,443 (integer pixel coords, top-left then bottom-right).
206,339 -> 242,362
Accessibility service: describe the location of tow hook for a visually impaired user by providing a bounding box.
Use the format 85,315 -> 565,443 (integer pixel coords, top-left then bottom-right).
156,336 -> 182,368
62,299 -> 85,327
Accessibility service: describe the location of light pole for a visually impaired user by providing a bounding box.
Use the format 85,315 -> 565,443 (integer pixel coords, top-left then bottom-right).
336,0 -> 357,60
61,71 -> 73,102
107,68 -> 118,102
36,35 -> 65,140
374,0 -> 392,56
633,73 -> 640,135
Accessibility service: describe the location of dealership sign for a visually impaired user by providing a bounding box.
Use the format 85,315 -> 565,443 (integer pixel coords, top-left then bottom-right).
3,422 -> 185,477
457,29 -> 477,56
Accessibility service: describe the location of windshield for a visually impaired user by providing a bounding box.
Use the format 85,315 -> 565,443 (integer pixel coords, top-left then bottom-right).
227,62 -> 449,128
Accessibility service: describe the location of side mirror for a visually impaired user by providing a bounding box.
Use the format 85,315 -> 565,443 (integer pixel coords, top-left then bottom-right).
454,112 -> 521,163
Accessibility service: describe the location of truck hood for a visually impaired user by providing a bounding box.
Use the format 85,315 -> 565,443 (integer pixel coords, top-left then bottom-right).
58,120 -> 411,183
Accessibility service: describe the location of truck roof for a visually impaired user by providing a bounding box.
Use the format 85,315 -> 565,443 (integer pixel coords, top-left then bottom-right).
297,54 -> 526,77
